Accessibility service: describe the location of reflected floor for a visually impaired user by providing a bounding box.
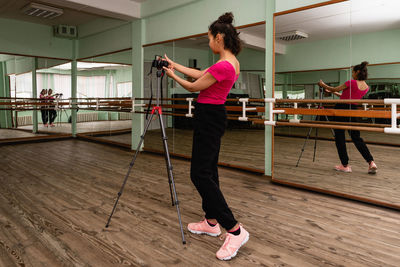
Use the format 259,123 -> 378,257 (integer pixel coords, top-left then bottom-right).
274,136 -> 400,206
275,126 -> 400,145
0,129 -> 48,139
99,128 -> 266,171
18,120 -> 132,134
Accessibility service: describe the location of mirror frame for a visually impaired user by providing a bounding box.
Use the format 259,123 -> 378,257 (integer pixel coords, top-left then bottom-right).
272,0 -> 400,211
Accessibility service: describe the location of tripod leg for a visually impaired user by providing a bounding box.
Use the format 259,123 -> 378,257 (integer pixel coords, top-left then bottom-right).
158,115 -> 175,207
157,111 -> 186,244
105,112 -> 156,228
313,119 -> 319,162
296,127 -> 313,167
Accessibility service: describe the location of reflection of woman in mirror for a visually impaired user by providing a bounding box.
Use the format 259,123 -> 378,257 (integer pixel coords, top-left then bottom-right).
40,89 -> 48,127
162,12 -> 249,260
318,61 -> 377,174
47,89 -> 57,127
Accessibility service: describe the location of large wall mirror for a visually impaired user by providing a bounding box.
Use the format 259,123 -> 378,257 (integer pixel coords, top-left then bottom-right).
273,0 -> 400,208
0,53 -> 71,143
76,49 -> 133,145
141,22 -> 266,172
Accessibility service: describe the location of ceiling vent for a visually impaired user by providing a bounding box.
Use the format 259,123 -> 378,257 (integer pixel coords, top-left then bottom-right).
21,2 -> 63,19
276,31 -> 308,42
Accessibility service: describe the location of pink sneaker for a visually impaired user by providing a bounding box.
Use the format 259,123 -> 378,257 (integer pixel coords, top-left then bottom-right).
44,124 -> 48,127
50,123 -> 55,127
216,225 -> 249,261
187,219 -> 221,237
334,165 -> 352,173
368,161 -> 377,174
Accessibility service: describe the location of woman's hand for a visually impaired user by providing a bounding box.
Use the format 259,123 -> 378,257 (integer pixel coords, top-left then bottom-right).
163,54 -> 175,69
324,88 -> 332,93
318,79 -> 326,88
163,66 -> 175,78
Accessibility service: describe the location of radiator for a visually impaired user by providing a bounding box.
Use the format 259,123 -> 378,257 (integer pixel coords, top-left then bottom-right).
77,112 -> 99,122
17,116 -> 33,126
119,113 -> 132,120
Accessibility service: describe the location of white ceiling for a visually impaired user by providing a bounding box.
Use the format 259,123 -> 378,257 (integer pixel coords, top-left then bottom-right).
276,0 -> 400,45
0,0 -> 148,27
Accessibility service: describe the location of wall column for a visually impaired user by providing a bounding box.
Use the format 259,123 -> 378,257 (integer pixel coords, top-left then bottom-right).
32,57 -> 38,133
71,40 -> 78,137
264,0 -> 275,176
131,20 -> 144,150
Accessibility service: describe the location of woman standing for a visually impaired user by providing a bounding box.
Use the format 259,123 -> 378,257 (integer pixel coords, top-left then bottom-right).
47,89 -> 57,127
319,61 -> 377,174
163,12 -> 249,260
39,89 -> 48,127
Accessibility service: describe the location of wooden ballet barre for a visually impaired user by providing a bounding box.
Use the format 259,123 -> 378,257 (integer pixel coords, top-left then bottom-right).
280,107 -> 391,119
275,99 -> 384,104
278,119 -> 389,128
252,120 -> 385,133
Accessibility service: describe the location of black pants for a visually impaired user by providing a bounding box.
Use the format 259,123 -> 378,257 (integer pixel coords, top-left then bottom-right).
333,104 -> 374,166
190,103 -> 237,230
48,109 -> 57,124
41,108 -> 48,124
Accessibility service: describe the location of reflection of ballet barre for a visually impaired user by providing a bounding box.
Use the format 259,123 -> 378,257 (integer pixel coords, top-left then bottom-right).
384,99 -> 400,134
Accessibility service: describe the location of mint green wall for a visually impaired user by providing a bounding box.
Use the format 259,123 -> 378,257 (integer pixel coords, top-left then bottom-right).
141,0 -> 197,18
275,0 -> 329,12
82,50 -> 132,65
0,18 -> 72,59
276,28 -> 400,72
238,48 -> 265,70
78,24 -> 132,60
5,57 -> 33,75
144,0 -> 267,45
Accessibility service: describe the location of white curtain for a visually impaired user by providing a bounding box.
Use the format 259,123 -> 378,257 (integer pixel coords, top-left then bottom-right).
116,82 -> 132,97
9,73 -> 32,98
77,76 -> 106,98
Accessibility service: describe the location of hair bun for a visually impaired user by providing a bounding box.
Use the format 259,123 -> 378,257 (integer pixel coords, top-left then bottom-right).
218,12 -> 234,24
361,61 -> 369,67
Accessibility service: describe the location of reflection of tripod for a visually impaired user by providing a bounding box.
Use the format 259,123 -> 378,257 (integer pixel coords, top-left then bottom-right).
56,106 -> 69,127
105,69 -> 186,244
296,88 -> 335,167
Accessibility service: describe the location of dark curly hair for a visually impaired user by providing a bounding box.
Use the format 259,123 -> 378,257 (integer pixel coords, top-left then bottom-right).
353,61 -> 368,80
209,12 -> 242,56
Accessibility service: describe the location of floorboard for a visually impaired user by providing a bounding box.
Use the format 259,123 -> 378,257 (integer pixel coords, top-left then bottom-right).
0,140 -> 399,266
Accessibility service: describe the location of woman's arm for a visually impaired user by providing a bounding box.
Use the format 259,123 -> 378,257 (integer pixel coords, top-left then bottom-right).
324,88 -> 342,97
164,54 -> 208,79
318,79 -> 347,92
163,66 -> 216,92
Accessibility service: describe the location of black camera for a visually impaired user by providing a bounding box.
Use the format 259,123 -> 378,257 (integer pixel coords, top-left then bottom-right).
152,55 -> 169,70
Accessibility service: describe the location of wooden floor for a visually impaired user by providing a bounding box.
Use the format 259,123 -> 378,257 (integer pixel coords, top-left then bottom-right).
275,126 -> 400,146
18,120 -> 132,134
1,140 -> 400,266
274,135 -> 400,206
100,128 -> 266,171
0,129 -> 48,139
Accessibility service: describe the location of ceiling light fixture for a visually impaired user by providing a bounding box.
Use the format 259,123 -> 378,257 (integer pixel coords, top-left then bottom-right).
21,2 -> 63,19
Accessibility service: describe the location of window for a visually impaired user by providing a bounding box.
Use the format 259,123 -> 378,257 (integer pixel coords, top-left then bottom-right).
117,82 -> 132,97
77,76 -> 106,98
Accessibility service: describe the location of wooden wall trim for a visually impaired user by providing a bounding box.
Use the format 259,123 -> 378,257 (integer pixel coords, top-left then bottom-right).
274,0 -> 349,17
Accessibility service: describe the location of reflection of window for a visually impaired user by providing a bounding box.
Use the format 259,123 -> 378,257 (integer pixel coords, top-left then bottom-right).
9,73 -> 32,98
36,74 -> 72,98
77,76 -> 106,98
117,82 -> 132,97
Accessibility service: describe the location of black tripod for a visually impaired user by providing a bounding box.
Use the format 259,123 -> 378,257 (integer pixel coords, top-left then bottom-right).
105,69 -> 186,244
296,88 -> 335,167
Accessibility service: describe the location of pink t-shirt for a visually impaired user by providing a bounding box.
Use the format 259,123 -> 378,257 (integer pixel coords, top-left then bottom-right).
340,79 -> 369,100
197,61 -> 239,104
